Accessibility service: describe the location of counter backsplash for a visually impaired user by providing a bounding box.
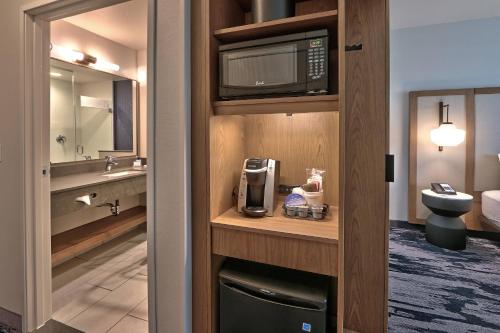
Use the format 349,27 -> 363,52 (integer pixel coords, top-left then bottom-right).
51,156 -> 146,178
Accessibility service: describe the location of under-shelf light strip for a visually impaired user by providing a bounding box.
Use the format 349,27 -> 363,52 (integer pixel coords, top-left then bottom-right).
50,44 -> 120,72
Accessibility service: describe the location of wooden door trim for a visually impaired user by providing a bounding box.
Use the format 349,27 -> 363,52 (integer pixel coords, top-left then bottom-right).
464,91 -> 476,215
337,0 -> 346,331
191,0 -> 212,332
474,87 -> 500,95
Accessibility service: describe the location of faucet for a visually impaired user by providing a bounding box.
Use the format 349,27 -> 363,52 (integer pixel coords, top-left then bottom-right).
97,199 -> 120,216
105,155 -> 118,172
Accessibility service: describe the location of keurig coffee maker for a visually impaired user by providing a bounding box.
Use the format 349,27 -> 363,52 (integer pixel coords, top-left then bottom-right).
238,158 -> 280,217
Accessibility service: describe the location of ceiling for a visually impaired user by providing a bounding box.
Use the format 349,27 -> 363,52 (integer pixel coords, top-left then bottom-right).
63,0 -> 147,50
391,0 -> 500,30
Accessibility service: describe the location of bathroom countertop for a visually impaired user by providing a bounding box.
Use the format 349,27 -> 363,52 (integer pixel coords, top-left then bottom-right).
51,167 -> 147,194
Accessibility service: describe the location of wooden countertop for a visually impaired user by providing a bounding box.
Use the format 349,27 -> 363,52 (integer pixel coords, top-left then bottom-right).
212,204 -> 339,244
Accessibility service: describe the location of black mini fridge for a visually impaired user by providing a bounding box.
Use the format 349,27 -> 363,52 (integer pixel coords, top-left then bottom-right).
219,260 -> 330,333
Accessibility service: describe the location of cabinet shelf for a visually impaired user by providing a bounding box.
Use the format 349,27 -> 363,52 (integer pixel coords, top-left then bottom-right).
211,205 -> 339,276
51,206 -> 146,267
214,10 -> 338,42
212,205 -> 339,243
214,94 -> 339,115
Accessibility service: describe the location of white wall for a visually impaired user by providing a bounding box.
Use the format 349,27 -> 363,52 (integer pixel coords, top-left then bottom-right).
51,20 -> 138,80
0,0 -> 27,318
390,17 -> 500,221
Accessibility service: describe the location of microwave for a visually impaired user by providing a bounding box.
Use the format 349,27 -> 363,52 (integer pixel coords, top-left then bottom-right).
219,30 -> 329,99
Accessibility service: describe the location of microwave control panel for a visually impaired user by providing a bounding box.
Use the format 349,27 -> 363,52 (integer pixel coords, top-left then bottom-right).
307,38 -> 327,81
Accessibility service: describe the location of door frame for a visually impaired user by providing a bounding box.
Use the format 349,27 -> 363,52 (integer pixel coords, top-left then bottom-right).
20,0 -> 158,331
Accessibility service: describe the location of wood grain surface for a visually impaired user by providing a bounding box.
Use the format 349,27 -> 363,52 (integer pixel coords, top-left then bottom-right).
212,226 -> 338,276
214,10 -> 338,42
342,0 -> 389,332
209,115 -> 245,219
408,91 -> 418,225
465,91 -> 477,228
191,0 -> 212,332
192,1 -> 342,332
214,95 -> 340,116
51,206 -> 146,267
212,204 -> 339,243
244,112 -> 340,205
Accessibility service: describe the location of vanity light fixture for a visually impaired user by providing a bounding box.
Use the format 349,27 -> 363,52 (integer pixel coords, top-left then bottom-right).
50,44 -> 120,72
51,44 -> 85,63
50,72 -> 62,77
430,101 -> 465,151
90,58 -> 120,72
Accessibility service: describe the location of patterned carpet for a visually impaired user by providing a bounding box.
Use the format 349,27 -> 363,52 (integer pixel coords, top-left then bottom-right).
389,221 -> 500,333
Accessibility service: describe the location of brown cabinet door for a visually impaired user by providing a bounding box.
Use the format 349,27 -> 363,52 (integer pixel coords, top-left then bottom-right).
340,0 -> 389,332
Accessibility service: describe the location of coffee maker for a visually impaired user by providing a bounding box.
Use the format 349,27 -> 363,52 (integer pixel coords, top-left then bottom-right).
238,158 -> 280,217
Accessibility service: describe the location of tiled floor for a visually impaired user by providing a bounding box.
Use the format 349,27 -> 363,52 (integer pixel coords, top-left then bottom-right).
52,228 -> 148,333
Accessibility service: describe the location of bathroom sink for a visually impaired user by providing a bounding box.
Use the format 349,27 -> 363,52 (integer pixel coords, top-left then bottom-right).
102,170 -> 145,178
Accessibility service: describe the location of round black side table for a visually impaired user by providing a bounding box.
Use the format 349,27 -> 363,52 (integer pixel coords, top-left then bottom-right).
421,189 -> 473,250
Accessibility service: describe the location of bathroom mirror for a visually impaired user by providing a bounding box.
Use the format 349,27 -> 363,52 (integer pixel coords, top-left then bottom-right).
50,58 -> 138,163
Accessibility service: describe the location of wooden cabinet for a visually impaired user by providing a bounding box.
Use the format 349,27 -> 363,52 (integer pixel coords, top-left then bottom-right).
341,0 -> 389,331
192,0 -> 389,332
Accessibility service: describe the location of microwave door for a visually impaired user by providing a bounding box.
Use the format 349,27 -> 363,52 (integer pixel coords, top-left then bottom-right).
220,42 -> 307,97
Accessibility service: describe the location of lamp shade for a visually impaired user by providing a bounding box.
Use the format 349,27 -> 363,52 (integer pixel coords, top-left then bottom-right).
430,123 -> 465,147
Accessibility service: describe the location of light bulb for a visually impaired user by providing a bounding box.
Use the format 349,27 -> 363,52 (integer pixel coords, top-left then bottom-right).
430,123 -> 465,147
138,69 -> 147,84
71,50 -> 85,62
51,44 -> 84,62
91,59 -> 120,72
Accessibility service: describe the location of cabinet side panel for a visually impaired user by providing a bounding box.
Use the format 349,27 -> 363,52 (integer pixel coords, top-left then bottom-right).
210,115 -> 246,220
192,0 -> 211,332
343,0 -> 389,332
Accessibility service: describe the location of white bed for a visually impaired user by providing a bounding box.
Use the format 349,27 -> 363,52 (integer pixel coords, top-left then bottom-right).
482,190 -> 500,230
